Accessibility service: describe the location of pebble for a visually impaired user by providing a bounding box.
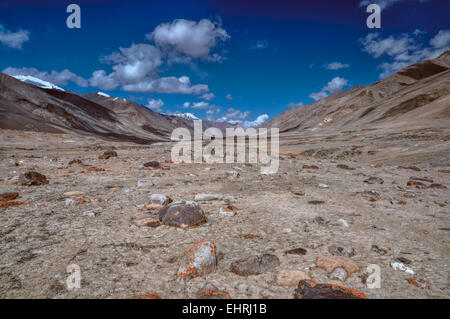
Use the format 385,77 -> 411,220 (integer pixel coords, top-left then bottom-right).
18,171 -> 48,186
149,194 -> 171,205
158,201 -> 207,228
337,218 -> 349,228
293,280 -> 367,299
135,218 -> 160,227
328,245 -> 355,258
196,283 -> 230,299
219,205 -> 237,217
316,255 -> 360,276
295,221 -> 308,232
391,262 -> 414,274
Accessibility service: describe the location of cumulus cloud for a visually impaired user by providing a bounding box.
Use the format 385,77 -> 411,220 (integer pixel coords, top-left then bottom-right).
309,77 -> 349,101
3,67 -> 88,87
286,102 -> 304,109
146,98 -> 164,112
360,29 -> 450,79
359,0 -> 427,11
0,24 -> 30,49
200,92 -> 215,101
323,62 -> 350,70
243,114 -> 269,128
147,19 -> 230,62
216,107 -> 251,124
122,76 -> 209,94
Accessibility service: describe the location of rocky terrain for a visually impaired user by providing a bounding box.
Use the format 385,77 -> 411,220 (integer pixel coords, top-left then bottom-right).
0,127 -> 448,298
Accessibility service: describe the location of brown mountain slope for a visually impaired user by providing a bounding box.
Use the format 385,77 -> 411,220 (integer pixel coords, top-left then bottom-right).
264,50 -> 450,134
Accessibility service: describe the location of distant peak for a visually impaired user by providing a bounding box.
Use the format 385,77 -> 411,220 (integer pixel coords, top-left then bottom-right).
12,75 -> 65,91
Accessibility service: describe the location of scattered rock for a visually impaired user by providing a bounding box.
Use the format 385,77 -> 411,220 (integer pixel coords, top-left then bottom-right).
149,194 -> 172,205
133,294 -> 161,299
313,216 -> 328,225
305,243 -> 320,249
293,280 -> 367,299
0,192 -> 19,201
194,193 -> 224,201
336,218 -> 349,228
158,201 -> 207,228
219,205 -> 237,217
295,221 -> 308,231
328,245 -> 355,258
177,241 -> 218,282
398,165 -> 421,171
99,150 -> 117,159
136,180 -> 152,188
428,183 -> 447,189
316,255 -> 360,275
364,177 -> 384,184
274,270 -> 311,286
371,245 -> 387,255
318,183 -> 329,188
143,161 -> 162,169
409,176 -> 433,183
196,283 -> 230,299
63,191 -> 85,197
230,254 -> 280,276
407,180 -> 426,188
395,257 -> 411,265
329,267 -> 348,282
135,218 -> 160,228
337,164 -> 354,170
82,210 -> 97,217
407,277 -> 430,289
391,262 -> 414,274
303,165 -> 319,169
282,228 -> 292,233
18,171 -> 48,186
284,247 -> 307,256
308,200 -> 325,205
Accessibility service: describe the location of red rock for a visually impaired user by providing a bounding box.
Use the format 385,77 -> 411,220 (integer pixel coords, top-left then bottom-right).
274,270 -> 311,286
303,164 -> 319,169
133,294 -> 161,299
177,241 -> 218,282
18,171 -> 48,186
135,218 -> 160,228
0,192 -> 19,201
294,280 -> 368,299
316,255 -> 360,275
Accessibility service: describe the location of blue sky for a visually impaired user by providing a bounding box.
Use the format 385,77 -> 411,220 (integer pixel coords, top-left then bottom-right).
0,0 -> 449,126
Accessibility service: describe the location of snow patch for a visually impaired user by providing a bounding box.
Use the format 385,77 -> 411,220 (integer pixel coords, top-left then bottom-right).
13,75 -> 65,91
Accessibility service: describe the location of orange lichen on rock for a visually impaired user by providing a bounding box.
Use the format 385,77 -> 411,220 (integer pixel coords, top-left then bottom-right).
133,294 -> 161,299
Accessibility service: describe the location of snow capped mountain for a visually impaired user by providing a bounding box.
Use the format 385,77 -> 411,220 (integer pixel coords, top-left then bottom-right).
12,75 -> 65,91
168,112 -> 200,121
97,91 -> 110,97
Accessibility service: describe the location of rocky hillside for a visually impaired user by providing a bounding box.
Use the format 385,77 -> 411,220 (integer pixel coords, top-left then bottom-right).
264,50 -> 450,134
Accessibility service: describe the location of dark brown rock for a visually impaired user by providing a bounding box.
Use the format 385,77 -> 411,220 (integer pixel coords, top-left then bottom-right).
158,201 -> 207,228
99,150 -> 118,159
285,247 -> 307,256
18,171 -> 48,186
364,177 -> 384,184
143,160 -> 161,169
293,280 -> 367,299
0,192 -> 19,201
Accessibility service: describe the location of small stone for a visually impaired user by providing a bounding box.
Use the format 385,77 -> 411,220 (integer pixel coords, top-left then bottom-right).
225,171 -> 240,179
196,283 -> 230,299
337,218 -> 349,228
316,255 -> 360,275
391,262 -> 414,274
274,270 -> 311,286
407,277 -> 430,289
158,201 -> 207,228
328,245 -> 355,258
398,165 -> 421,171
395,257 -> 411,265
318,183 -> 329,188
371,245 -> 387,255
219,205 -> 237,217
313,216 -> 328,225
63,191 -> 85,197
308,200 -> 325,205
146,203 -> 164,210
329,267 -> 348,282
82,210 -> 96,217
177,241 -> 218,283
194,193 -> 224,201
428,183 -> 447,189
99,150 -> 117,159
303,165 -> 319,169
230,254 -> 280,276
305,243 -> 320,249
135,218 -> 160,227
293,280 -> 367,299
295,221 -> 308,232
337,164 -> 354,170
18,171 -> 48,186
136,180 -> 152,188
285,247 -> 307,256
143,161 -> 162,169
283,228 -> 292,233
149,194 -> 172,205
0,192 -> 19,201
364,177 -> 384,184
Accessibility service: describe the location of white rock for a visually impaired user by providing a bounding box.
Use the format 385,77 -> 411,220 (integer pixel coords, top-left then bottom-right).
194,193 -> 223,201
177,241 -> 218,283
136,180 -> 151,188
149,194 -> 170,205
318,183 -> 329,188
391,262 -> 414,274
283,228 -> 292,233
337,218 -> 349,228
82,210 -> 96,217
219,205 -> 237,217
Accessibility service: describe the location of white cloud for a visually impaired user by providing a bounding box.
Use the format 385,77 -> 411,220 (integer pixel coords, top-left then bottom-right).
147,19 -> 229,62
217,107 -> 250,124
309,77 -> 349,101
243,114 -> 269,128
0,24 -> 30,49
89,70 -> 118,91
323,62 -> 350,70
3,67 -> 88,87
226,93 -> 233,100
200,92 -> 215,101
359,0 -> 427,11
286,102 -> 304,108
146,98 -> 164,112
360,29 -> 450,79
122,76 -> 209,94
251,40 -> 269,50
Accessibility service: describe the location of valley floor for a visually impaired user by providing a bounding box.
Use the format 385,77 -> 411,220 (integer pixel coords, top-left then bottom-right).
0,128 -> 449,298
